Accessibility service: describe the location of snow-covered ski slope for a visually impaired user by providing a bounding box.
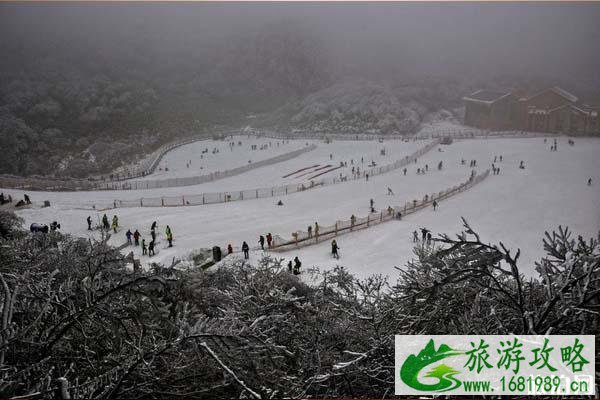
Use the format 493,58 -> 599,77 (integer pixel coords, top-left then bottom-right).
136,136 -> 307,180
5,136 -> 600,279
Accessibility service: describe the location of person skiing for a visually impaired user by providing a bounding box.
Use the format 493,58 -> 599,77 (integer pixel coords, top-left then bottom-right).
148,240 -> 155,256
350,214 -> 356,228
499,155 -> 503,162
403,168 -> 407,176
133,229 -> 140,246
142,239 -> 147,255
102,214 -> 109,230
266,233 -> 273,248
387,187 -> 394,195
438,161 -> 443,170
151,221 -> 157,232
425,164 -> 428,171
126,229 -> 133,245
365,173 -> 369,181
288,260 -> 293,273
112,215 -> 119,233
494,155 -> 497,163
427,232 -> 432,245
370,198 -> 374,209
165,225 -> 173,247
314,222 -> 319,237
87,216 -> 92,230
413,230 -> 419,242
242,241 -> 249,259
307,225 -> 312,238
259,235 -> 265,250
331,240 -> 340,259
588,178 -> 593,186
227,244 -> 233,254
293,256 -> 301,275
519,160 -> 525,169
420,227 -> 429,242
151,228 -> 156,242
24,194 -> 31,204
432,200 -> 438,211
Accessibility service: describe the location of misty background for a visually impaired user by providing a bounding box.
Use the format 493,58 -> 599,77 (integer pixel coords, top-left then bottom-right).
1,2 -> 599,177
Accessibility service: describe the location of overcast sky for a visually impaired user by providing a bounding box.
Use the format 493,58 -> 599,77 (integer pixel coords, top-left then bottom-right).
1,2 -> 599,84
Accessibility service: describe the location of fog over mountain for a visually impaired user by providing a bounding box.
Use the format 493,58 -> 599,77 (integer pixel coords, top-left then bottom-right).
1,3 -> 599,176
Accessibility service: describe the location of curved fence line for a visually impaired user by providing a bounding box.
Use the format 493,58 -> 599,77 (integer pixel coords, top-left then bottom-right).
108,135 -> 214,181
103,144 -> 317,190
0,142 -> 315,192
269,169 -> 491,252
94,139 -> 441,210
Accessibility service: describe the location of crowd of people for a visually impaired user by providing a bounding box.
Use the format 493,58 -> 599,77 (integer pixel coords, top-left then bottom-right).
87,215 -> 174,258
0,193 -> 31,207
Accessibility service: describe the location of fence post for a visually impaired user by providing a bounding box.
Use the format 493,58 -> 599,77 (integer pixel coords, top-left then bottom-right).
380,211 -> 383,222
256,189 -> 258,198
161,198 -> 164,206
202,195 -> 205,204
367,215 -> 370,227
335,222 -> 338,236
240,191 -> 243,200
182,196 -> 185,205
140,199 -> 143,207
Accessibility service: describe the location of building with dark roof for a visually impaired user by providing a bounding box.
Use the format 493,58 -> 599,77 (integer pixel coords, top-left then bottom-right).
463,87 -> 599,134
463,90 -> 517,129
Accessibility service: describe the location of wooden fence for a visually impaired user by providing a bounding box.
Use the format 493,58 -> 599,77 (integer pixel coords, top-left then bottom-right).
270,169 -> 490,252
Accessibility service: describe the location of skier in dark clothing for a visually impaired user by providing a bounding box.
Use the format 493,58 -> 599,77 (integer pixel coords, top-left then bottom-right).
421,228 -> 429,242
293,257 -> 301,275
266,233 -> 273,248
403,168 -> 407,175
151,229 -> 156,241
331,240 -> 340,259
259,235 -> 265,250
288,260 -> 293,273
413,230 -> 419,242
242,241 -> 249,259
102,214 -> 109,230
151,221 -> 157,231
87,216 -> 92,230
148,240 -> 155,256
427,232 -> 432,245
432,200 -> 438,211
370,198 -> 374,209
24,194 -> 31,205
588,178 -> 592,186
133,230 -> 140,246
227,244 -> 233,254
126,230 -> 133,245
142,239 -> 147,255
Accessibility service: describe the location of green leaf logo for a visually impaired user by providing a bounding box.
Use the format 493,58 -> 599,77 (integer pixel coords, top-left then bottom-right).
400,339 -> 464,392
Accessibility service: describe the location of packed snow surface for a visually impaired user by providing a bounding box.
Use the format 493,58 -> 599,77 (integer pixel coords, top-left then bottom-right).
137,136 -> 307,180
5,136 -> 600,280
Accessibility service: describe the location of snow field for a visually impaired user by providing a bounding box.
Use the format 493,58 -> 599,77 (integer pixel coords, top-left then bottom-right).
6,136 -> 600,280
136,136 -> 307,180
